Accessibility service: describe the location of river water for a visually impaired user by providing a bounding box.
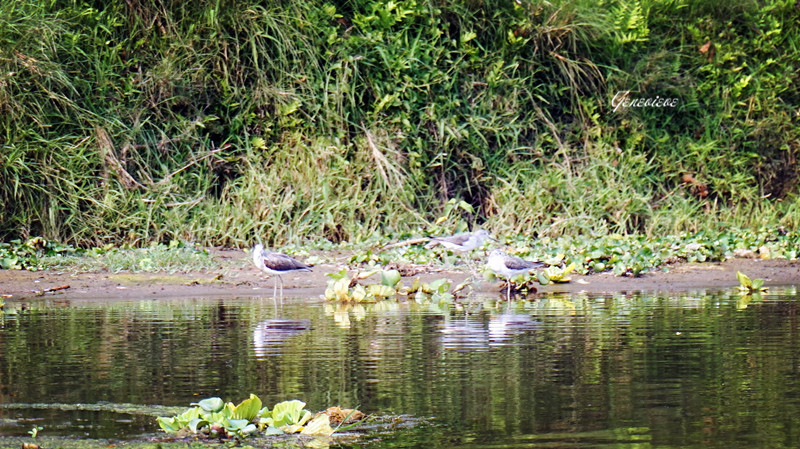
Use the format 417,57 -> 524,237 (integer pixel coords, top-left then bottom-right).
1,288 -> 799,447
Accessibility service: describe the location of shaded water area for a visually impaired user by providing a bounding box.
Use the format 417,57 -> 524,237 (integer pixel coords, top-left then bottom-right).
1,287 -> 800,448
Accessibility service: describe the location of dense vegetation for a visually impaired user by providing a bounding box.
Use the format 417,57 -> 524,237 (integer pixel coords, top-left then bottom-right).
1,0 -> 798,247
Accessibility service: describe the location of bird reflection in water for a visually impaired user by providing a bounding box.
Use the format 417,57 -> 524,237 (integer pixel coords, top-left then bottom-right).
252,319 -> 312,357
439,313 -> 538,351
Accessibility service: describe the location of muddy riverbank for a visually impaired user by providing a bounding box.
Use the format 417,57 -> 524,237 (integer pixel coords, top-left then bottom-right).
2,249 -> 798,301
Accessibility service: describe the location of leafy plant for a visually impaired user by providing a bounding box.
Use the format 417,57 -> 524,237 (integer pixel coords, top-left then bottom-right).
538,263 -> 577,285
3,0 -> 799,248
323,268 -> 457,303
27,426 -> 43,439
156,395 -> 339,439
404,277 -> 454,303
0,237 -> 77,270
736,271 -> 768,294
324,269 -> 396,302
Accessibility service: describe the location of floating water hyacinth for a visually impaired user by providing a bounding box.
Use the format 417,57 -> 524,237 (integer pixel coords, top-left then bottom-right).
156,395 -> 340,438
323,268 -> 456,303
736,271 -> 768,294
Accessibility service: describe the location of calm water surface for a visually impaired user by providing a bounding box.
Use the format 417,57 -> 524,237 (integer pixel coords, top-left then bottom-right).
1,288 -> 800,448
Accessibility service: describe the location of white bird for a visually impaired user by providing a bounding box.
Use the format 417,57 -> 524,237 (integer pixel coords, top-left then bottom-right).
486,249 -> 545,299
429,229 -> 494,252
252,243 -> 312,298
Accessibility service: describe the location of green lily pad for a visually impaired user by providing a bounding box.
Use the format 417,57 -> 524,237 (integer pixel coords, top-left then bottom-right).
194,397 -> 225,413
380,269 -> 402,287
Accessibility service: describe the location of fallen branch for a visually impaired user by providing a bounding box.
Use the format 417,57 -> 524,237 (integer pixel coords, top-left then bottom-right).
33,284 -> 70,296
380,237 -> 431,251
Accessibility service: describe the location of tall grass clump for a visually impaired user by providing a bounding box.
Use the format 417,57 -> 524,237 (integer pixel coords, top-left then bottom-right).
1,0 -> 798,248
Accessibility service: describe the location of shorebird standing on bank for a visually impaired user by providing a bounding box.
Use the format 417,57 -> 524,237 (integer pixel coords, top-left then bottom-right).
486,249 -> 545,299
428,229 -> 494,253
252,243 -> 312,298
427,229 -> 495,272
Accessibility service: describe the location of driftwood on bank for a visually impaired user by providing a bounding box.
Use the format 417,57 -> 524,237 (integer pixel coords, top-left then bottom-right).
33,284 -> 70,296
379,237 -> 431,251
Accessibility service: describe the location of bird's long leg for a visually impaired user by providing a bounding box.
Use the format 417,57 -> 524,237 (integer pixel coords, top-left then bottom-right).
464,255 -> 477,277
272,276 -> 278,299
506,279 -> 511,301
279,275 -> 285,300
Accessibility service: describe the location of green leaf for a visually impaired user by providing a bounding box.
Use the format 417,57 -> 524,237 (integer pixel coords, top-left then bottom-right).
736,271 -> 752,288
325,268 -> 349,281
367,284 -> 396,298
194,397 -> 225,413
751,278 -> 764,290
175,406 -> 202,423
380,269 -> 402,287
537,271 -> 551,285
355,268 -> 382,279
156,416 -> 182,433
427,278 -> 450,293
0,257 -> 20,269
268,400 -> 307,427
301,414 -> 335,436
233,394 -> 262,421
589,249 -> 604,259
225,418 -> 251,431
351,284 -> 368,302
593,262 -> 606,272
543,263 -> 576,283
296,409 -> 313,427
188,418 -> 209,433
457,200 -> 475,214
326,277 -> 351,301
264,426 -> 284,435
408,277 -> 421,294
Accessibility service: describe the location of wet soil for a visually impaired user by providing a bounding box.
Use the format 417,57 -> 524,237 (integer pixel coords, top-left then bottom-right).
1,249 -> 799,301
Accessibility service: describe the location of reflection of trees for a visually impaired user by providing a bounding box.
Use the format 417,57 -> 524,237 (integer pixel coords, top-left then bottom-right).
0,292 -> 799,446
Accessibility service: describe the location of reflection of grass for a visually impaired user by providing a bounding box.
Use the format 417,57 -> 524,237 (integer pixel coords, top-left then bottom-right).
0,401 -> 185,417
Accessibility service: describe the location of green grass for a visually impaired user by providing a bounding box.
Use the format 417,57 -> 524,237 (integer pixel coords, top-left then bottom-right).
1,0 -> 798,247
3,224 -> 798,279
34,241 -> 218,273
350,226 -> 800,278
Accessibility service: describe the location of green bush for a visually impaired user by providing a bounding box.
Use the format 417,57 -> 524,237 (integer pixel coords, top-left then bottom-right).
1,0 -> 798,247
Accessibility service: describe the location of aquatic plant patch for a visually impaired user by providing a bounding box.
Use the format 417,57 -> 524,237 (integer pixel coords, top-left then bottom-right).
323,268 -> 457,303
156,395 -> 364,440
0,238 -> 77,270
348,227 -> 799,279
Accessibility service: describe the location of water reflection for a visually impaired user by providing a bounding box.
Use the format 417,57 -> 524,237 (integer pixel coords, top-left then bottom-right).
439,313 -> 538,351
488,313 -> 538,345
0,288 -> 799,448
252,319 -> 312,358
440,317 -> 489,351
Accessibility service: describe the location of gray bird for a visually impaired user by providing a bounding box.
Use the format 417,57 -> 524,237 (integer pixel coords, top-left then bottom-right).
429,229 -> 494,252
252,243 -> 312,298
486,249 -> 545,299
